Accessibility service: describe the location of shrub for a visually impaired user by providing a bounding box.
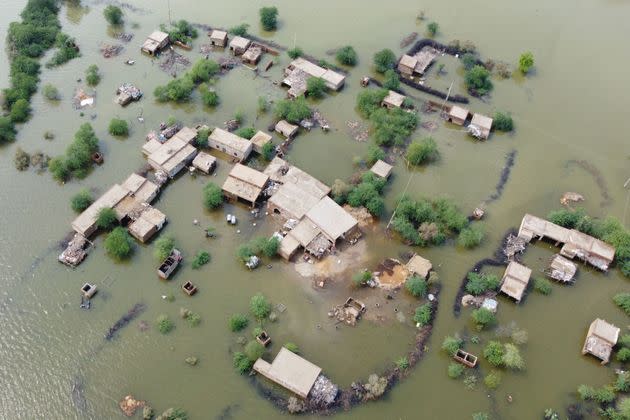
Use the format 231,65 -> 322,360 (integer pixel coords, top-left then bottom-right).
228,23 -> 249,36
619,398 -> 630,419
274,97 -> 312,123
518,52 -> 534,74
186,312 -> 201,327
484,371 -> 501,389
156,314 -> 174,334
413,303 -> 432,326
199,83 -> 219,107
613,293 -> 630,316
154,235 -> 175,260
10,99 -> 31,122
250,293 -> 271,320
284,342 -> 300,354
85,65 -> 100,86
259,6 -> 279,31
577,384 -> 595,400
306,77 -> 327,98
405,276 -> 428,298
70,189 -> 93,212
14,147 -> 30,170
407,137 -> 439,165
366,145 -> 385,166
235,126 -> 256,139
104,227 -> 133,260
103,5 -> 123,25
373,49 -> 396,73
395,356 -> 409,370
46,33 -> 80,68
245,340 -> 265,361
353,270 -> 372,287
615,372 -> 630,393
442,335 -> 463,356
617,348 -> 630,363
154,76 -> 194,103
471,308 -> 496,330
108,118 -> 128,136
533,277 -> 552,295
502,343 -> 525,370
357,88 -> 389,118
42,83 -> 59,100
511,328 -> 529,345
202,182 -> 223,210
196,127 -> 209,147
0,117 -> 17,143
49,157 -> 69,182
594,386 -> 616,404
483,341 -> 505,367
257,96 -> 269,113
229,314 -> 248,332
457,224 -> 485,248
465,65 -> 492,95
261,141 -> 275,161
461,53 -> 477,70
447,362 -> 464,379
465,272 -> 500,295
427,22 -> 439,37
96,208 -> 117,230
191,251 -> 210,269
163,19 -> 198,43
287,47 -> 303,59
233,352 -> 253,374
336,45 -> 357,66
382,69 -> 400,91
493,112 -> 514,132
189,59 -> 220,84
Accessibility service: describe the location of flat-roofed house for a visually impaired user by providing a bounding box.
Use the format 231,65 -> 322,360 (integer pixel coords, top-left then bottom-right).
321,69 -> 345,90
278,234 -> 301,260
128,206 -> 167,243
582,318 -> 620,364
142,138 -> 162,156
448,105 -> 470,126
398,54 -> 418,77
305,196 -> 359,244
222,164 -> 269,206
141,31 -> 170,56
209,30 -> 228,47
275,120 -> 298,139
229,36 -> 251,55
500,261 -> 532,303
208,128 -> 253,161
121,173 -> 159,204
468,113 -> 493,140
286,58 -> 346,91
370,159 -> 393,179
268,182 -> 325,221
406,254 -> 432,279
242,45 -> 263,65
250,131 -> 272,154
147,136 -> 198,178
192,152 -> 217,174
381,90 -> 406,109
518,213 -> 571,243
253,347 -> 322,398
171,126 -> 198,145
72,185 -> 130,237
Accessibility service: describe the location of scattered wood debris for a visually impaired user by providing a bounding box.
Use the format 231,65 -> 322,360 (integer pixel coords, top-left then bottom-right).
346,121 -> 368,142
560,191 -> 585,208
100,43 -> 123,58
400,32 -> 418,48
159,49 -> 191,74
115,32 -> 134,42
119,395 -> 146,417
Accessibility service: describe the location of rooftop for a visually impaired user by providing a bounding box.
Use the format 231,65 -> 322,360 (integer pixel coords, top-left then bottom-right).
149,137 -> 189,166
289,218 -> 321,247
471,113 -> 493,133
253,347 -> 322,398
289,57 -> 327,78
269,181 -> 324,220
406,254 -> 432,279
229,36 -> 251,50
382,90 -> 406,108
210,29 -> 227,40
449,105 -> 470,121
72,184 -> 129,236
275,120 -> 299,137
305,196 -> 358,242
209,128 -> 252,153
583,318 -> 620,364
250,131 -> 272,149
148,31 -> 169,43
370,159 -> 393,179
171,126 -> 198,144
500,261 -> 532,302
229,164 -> 269,188
121,173 -> 159,204
242,45 -> 262,62
222,164 -> 269,203
192,152 -> 217,173
398,54 -> 418,69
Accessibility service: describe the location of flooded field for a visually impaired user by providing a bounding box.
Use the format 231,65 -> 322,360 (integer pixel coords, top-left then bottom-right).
0,0 -> 628,418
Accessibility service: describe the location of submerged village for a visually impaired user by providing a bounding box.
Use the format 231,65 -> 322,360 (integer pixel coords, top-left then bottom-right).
1,1 -> 630,419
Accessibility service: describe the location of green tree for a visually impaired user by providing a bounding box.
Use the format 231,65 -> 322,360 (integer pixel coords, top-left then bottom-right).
0,117 -> 17,143
202,182 -> 223,210
188,59 -> 219,84
306,77 -> 327,98
229,314 -> 248,332
465,65 -> 492,95
457,224 -> 485,248
471,307 -> 496,330
373,49 -> 396,73
154,235 -> 175,260
104,227 -> 133,260
228,23 -> 249,36
108,118 -> 129,136
518,51 -> 534,74
382,69 -> 400,91
191,250 -> 210,269
483,341 -> 505,367
259,6 -> 279,31
10,99 -> 31,122
493,112 -> 514,132
85,65 -> 100,86
336,45 -> 357,66
406,137 -> 439,165
199,83 -> 219,107
96,207 -> 117,230
70,189 -> 93,212
250,293 -> 271,320
103,5 -> 123,25
274,97 -> 312,123
427,22 -> 439,37
287,46 -> 303,59
405,275 -> 428,297
413,303 -> 432,326
42,83 -> 60,100
154,77 -> 194,103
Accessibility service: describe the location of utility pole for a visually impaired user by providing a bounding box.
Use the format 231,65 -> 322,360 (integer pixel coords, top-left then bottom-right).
167,0 -> 172,25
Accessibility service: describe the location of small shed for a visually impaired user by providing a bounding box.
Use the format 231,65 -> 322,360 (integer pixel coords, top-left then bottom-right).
208,128 -> 253,162
222,163 -> 269,205
546,254 -> 577,283
275,120 -> 298,139
406,254 -> 432,279
582,318 -> 620,364
253,347 -> 322,398
370,159 -> 393,179
500,261 -> 532,302
242,45 -> 263,65
398,55 -> 418,77
141,31 -> 169,56
468,113 -> 493,140
192,152 -> 217,174
448,105 -> 470,126
250,131 -> 272,154
279,234 -> 300,260
381,90 -> 406,109
229,36 -> 251,55
209,30 -> 228,47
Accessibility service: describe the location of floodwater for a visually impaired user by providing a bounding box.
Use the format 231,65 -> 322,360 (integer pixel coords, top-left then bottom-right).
0,0 -> 628,418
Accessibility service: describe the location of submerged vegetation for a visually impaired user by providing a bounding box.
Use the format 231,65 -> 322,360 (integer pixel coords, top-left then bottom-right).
48,123 -> 100,182
155,59 -> 219,103
336,46 -> 358,66
373,49 -> 396,73
104,227 -> 134,260
103,5 -> 123,25
259,6 -> 279,31
274,97 -> 312,123
465,65 -> 493,96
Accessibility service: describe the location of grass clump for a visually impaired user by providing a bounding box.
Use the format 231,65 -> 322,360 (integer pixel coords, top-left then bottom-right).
457,224 -> 485,249
274,97 -> 312,124
157,314 -> 174,334
442,335 -> 463,356
229,314 -> 248,332
108,118 -> 128,136
406,137 -> 439,165
484,371 -> 502,389
336,45 -> 357,66
185,312 -> 201,327
250,293 -> 271,320
405,275 -> 428,298
373,49 -> 396,73
85,65 -> 100,86
395,356 -> 409,370
191,251 -> 210,269
533,277 -> 552,295
447,362 -> 464,379
261,141 -> 275,161
427,22 -> 439,37
284,342 -> 300,354
202,182 -> 223,210
493,112 -> 514,132
228,23 -> 249,36
14,148 -> 30,170
104,227 -> 133,260
471,307 -> 496,330
235,126 -> 256,139
103,5 -> 123,25
154,235 -> 175,260
70,189 -> 93,213
413,303 -> 433,326
518,51 -> 534,74
465,272 -> 500,295
287,47 -> 303,59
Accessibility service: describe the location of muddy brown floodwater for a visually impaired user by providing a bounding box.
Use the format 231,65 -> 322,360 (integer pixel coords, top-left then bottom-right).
0,0 -> 629,419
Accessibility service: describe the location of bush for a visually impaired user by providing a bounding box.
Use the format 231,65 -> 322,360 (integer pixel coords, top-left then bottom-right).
413,303 -> 432,326
357,88 -> 389,118
366,145 -> 385,166
245,340 -> 265,362
465,65 -> 492,95
157,314 -> 174,334
533,277 -> 552,295
274,97 -> 312,123
188,59 -> 220,84
471,308 -> 496,330
108,118 -> 128,136
10,99 -> 31,122
447,362 -> 464,379
163,19 -> 198,44
154,235 -> 175,260
42,83 -> 59,100
284,342 -> 300,354
259,6 -> 278,31
594,386 -> 616,404
202,182 -> 223,210
382,69 -> 400,91
70,189 -> 93,212
191,251 -> 210,269
0,117 -> 17,143
617,348 -> 630,363
395,356 -> 409,370
46,33 -> 80,68
577,384 -> 595,400
287,47 -> 303,59
353,270 -> 372,287
186,312 -> 201,327
306,77 -> 327,98
484,371 -> 501,389
14,147 -> 30,170
465,272 -> 500,295
196,127 -> 209,148
250,293 -> 271,320
442,335 -> 463,356
104,227 -> 133,260
518,52 -> 534,74
103,5 -> 123,25
615,372 -> 630,392
199,83 -> 219,107
257,96 -> 269,113
373,49 -> 396,73
336,45 -> 357,66
228,23 -> 249,36
261,141 -> 275,161
371,107 -> 418,147
427,22 -> 439,37
406,137 -> 439,165
613,293 -> 630,316
483,341 -> 505,367
461,53 -> 477,70
493,112 -> 514,132
502,343 -> 525,370
96,207 -> 117,230
229,314 -> 248,332
457,224 -> 485,248
405,276 -> 428,298
235,127 -> 256,139
85,65 -> 100,86
511,328 -> 529,345
233,352 -> 253,374
154,76 -> 194,103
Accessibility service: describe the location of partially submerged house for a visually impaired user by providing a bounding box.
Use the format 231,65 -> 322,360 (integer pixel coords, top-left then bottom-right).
147,136 -> 198,178
242,45 -> 263,65
192,152 -> 217,174
406,254 -> 432,279
448,105 -> 469,126
208,128 -> 253,161
222,164 -> 269,206
381,90 -> 406,109
500,261 -> 532,303
72,184 -> 130,236
121,173 -> 160,204
370,159 -> 393,179
304,196 -> 360,244
141,31 -> 170,56
468,113 -> 493,140
128,206 -> 167,242
250,131 -> 272,154
253,347 -> 322,399
283,58 -> 346,92
582,318 -> 620,364
275,120 -> 298,139
545,254 -> 577,283
209,30 -> 228,47
397,47 -> 439,77
397,54 -> 418,77
229,36 -> 251,55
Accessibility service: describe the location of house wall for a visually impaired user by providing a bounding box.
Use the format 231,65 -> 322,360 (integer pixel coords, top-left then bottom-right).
207,139 -> 252,161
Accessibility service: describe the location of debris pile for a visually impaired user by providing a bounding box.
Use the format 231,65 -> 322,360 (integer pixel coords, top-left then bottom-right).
100,44 -> 123,58
308,375 -> 338,407
560,191 -> 585,208
116,83 -> 143,106
160,123 -> 182,140
329,298 -> 366,326
312,110 -> 330,130
58,233 -> 91,267
503,234 -> 527,260
159,49 -> 191,74
73,88 -> 95,109
400,32 -> 418,48
346,121 -> 368,142
115,32 -> 134,42
218,56 -> 241,71
224,119 -> 240,131
119,395 -> 146,417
